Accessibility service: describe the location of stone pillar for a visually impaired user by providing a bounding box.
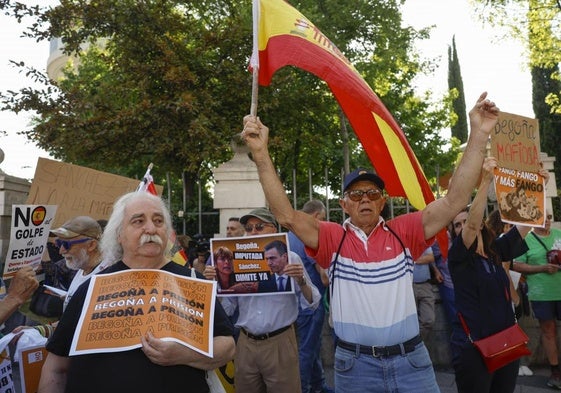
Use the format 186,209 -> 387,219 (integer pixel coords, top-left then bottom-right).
542,152 -> 557,221
212,142 -> 266,237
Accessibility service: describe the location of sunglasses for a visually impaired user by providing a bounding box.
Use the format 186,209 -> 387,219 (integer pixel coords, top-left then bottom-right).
55,237 -> 92,250
244,223 -> 275,232
344,189 -> 383,202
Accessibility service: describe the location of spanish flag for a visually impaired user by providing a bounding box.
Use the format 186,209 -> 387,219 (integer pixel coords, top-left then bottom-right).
252,0 -> 434,210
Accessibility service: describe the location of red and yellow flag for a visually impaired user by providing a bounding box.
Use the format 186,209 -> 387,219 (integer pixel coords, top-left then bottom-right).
252,0 -> 434,210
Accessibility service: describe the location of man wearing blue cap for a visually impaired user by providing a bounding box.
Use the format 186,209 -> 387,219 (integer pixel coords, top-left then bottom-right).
241,92 -> 500,392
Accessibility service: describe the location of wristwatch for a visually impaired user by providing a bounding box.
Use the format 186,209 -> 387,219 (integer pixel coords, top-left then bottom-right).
298,276 -> 306,286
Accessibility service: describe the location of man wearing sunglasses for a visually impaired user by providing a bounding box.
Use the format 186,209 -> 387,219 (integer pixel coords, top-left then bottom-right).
50,216 -> 104,311
241,92 -> 500,392
217,207 -> 321,393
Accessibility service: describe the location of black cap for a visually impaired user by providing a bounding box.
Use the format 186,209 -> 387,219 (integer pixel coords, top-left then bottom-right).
343,168 -> 385,192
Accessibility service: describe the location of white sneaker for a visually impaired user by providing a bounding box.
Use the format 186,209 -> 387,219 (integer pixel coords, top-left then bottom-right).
518,365 -> 533,376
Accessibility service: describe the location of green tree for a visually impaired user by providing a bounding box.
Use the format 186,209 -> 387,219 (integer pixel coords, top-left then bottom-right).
1,0 -> 458,230
472,0 -> 561,212
447,36 -> 468,143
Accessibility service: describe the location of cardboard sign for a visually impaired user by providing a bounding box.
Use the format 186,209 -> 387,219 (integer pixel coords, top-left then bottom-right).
18,345 -> 48,393
209,233 -> 295,297
3,205 -> 57,279
494,167 -> 546,227
70,269 -> 216,357
26,158 -> 162,228
490,112 -> 540,173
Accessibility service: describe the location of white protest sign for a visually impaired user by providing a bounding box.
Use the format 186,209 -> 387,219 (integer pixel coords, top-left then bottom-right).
3,205 -> 57,279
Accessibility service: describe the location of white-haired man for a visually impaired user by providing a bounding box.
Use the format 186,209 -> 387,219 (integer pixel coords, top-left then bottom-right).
39,192 -> 235,393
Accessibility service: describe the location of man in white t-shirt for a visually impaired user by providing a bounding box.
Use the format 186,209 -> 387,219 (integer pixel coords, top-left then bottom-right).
50,216 -> 104,310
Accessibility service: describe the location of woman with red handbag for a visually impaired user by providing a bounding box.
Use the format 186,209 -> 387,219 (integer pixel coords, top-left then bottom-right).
448,157 -> 548,393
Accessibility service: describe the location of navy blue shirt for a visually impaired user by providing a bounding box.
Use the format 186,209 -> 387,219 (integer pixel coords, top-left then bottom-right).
448,227 -> 528,347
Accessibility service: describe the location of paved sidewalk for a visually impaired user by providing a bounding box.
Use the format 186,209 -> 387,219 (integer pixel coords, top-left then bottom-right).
436,366 -> 558,393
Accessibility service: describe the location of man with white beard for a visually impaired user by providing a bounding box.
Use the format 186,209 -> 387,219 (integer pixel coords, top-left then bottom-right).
39,192 -> 235,393
50,216 -> 104,310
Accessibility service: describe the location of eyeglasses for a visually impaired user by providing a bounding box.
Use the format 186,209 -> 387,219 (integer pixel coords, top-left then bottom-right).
344,189 -> 382,202
244,223 -> 275,232
55,237 -> 92,250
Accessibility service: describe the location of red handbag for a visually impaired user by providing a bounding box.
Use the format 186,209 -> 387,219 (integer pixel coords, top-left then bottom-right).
458,313 -> 531,373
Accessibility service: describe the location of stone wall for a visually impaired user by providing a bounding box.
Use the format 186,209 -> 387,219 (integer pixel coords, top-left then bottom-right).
0,173 -> 31,265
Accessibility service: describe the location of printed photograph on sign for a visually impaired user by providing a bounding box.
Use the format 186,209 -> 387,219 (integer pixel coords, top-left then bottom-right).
69,269 -> 216,357
3,204 -> 57,279
209,233 -> 295,297
494,167 -> 546,227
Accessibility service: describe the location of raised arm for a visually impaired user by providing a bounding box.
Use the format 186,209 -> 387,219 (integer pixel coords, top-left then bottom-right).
461,157 -> 496,249
242,115 -> 320,249
422,92 -> 499,239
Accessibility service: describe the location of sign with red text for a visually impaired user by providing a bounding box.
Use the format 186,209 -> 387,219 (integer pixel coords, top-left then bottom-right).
3,204 -> 57,279
491,112 -> 540,173
209,233 -> 295,297
70,269 -> 216,357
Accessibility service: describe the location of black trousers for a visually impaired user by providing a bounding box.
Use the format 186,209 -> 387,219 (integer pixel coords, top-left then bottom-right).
453,344 -> 519,393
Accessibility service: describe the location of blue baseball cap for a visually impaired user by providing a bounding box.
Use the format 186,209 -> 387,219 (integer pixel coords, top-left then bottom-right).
343,168 -> 385,192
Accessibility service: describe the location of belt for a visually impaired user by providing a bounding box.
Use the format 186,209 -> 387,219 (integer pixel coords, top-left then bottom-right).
337,334 -> 422,357
241,325 -> 291,340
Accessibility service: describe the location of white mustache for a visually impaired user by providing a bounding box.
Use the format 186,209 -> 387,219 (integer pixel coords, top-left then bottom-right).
140,234 -> 164,246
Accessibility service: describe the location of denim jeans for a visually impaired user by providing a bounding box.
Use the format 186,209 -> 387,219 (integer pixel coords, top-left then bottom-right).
297,305 -> 327,393
334,341 -> 439,392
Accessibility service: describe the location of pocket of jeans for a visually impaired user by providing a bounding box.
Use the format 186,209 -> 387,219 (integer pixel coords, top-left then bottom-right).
405,345 -> 432,369
334,349 -> 355,372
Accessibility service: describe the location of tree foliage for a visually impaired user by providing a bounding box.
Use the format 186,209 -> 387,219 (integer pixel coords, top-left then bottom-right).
447,36 -> 468,144
1,0 -> 458,231
472,0 -> 561,200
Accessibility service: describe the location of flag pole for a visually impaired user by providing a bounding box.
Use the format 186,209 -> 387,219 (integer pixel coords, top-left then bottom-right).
250,68 -> 259,116
137,163 -> 154,192
250,0 -> 259,116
